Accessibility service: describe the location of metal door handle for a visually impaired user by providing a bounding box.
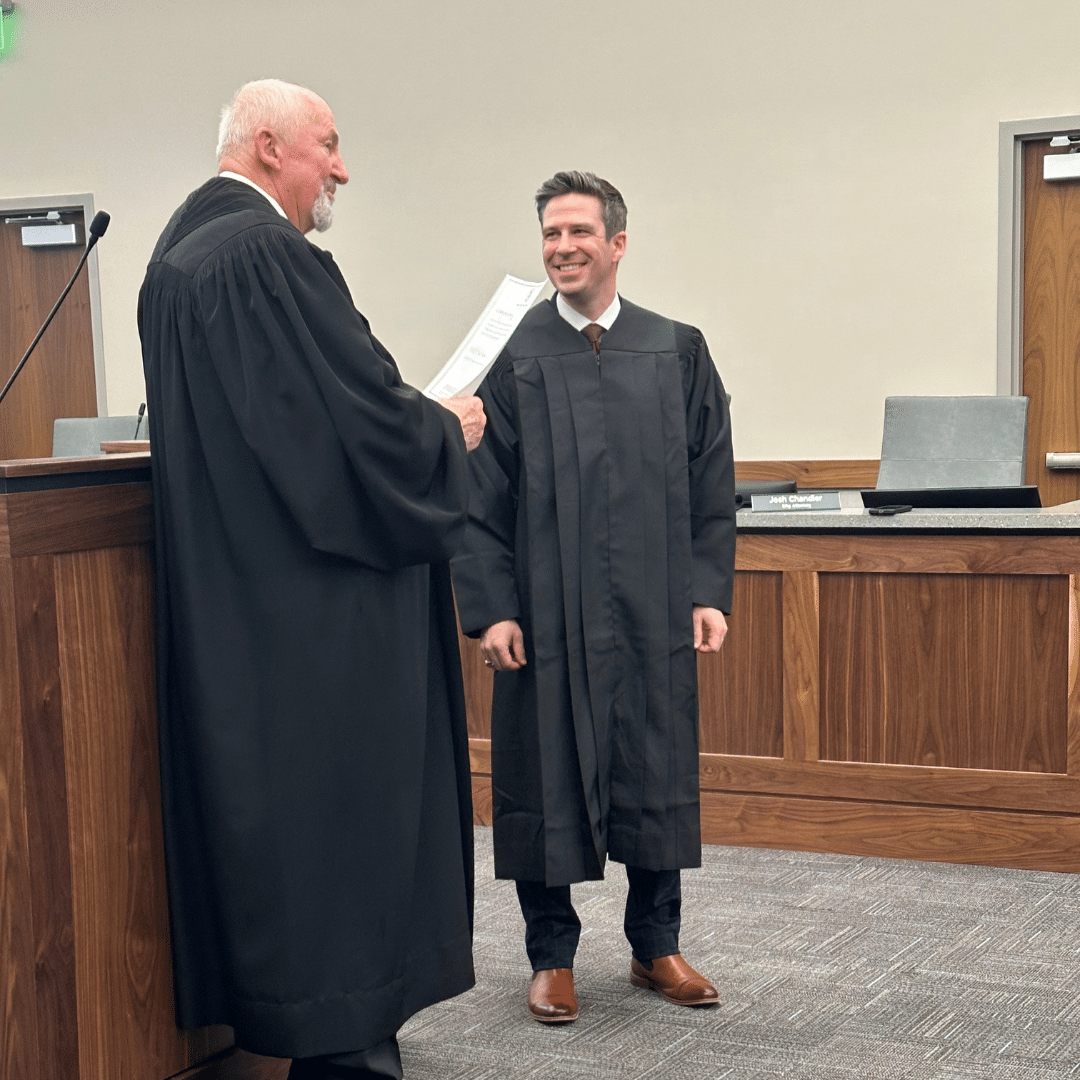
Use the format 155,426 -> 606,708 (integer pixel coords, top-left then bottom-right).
1045,452 -> 1080,469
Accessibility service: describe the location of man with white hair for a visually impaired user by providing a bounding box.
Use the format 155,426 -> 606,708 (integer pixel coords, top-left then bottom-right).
138,80 -> 484,1080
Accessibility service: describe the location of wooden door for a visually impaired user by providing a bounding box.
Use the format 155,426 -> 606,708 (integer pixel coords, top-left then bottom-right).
1021,138 -> 1080,505
0,208 -> 98,460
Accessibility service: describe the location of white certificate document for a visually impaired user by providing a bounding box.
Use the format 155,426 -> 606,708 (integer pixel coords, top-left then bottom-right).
424,275 -> 546,399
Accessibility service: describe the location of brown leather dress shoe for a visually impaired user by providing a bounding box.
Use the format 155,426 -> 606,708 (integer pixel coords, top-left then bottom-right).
527,967 -> 578,1023
630,953 -> 719,1006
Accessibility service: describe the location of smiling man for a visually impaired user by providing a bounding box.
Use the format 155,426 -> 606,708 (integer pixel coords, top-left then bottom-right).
139,80 -> 484,1080
452,171 -> 736,1023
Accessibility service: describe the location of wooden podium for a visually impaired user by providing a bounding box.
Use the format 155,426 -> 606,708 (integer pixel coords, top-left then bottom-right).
0,455 -> 284,1080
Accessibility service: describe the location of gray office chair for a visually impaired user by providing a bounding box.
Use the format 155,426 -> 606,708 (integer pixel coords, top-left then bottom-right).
876,396 -> 1029,489
52,415 -> 149,458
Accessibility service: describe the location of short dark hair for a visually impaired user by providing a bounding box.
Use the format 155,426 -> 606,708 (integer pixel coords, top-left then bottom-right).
535,171 -> 627,239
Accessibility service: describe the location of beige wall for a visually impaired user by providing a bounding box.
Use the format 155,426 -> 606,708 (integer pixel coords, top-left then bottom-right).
4,0 -> 1080,459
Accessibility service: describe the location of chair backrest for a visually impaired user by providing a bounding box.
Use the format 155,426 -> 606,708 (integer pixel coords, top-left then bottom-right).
52,415 -> 149,458
876,396 -> 1029,489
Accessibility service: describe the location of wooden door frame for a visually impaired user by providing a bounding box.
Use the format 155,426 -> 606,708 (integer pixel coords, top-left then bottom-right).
997,115 -> 1080,396
1,192 -> 107,415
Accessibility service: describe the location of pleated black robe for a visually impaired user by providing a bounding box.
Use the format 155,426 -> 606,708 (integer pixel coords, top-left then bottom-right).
451,297 -> 735,887
138,178 -> 475,1058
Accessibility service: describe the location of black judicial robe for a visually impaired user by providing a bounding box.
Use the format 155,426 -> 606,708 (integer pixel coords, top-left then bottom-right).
137,178 -> 474,1058
451,298 -> 735,887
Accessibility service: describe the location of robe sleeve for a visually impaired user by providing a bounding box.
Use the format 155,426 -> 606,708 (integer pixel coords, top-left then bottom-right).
679,326 -> 736,614
450,355 -> 522,637
189,222 -> 468,570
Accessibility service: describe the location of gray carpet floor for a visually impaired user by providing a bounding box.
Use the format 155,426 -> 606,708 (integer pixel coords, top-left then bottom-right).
399,827 -> 1080,1079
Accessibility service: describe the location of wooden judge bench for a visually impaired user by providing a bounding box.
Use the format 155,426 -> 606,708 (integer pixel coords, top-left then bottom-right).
6,453 -> 1080,1080
465,461 -> 1080,872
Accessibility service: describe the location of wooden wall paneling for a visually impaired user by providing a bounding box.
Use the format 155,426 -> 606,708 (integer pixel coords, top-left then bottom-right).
734,460 -> 880,490
469,738 -> 491,775
455,624 -> 492,740
818,572 -> 884,764
471,776 -> 493,827
469,740 -> 493,825
819,573 -> 1068,771
54,546 -> 231,1080
0,218 -> 97,461
699,791 -> 1080,872
781,571 -> 820,762
1021,140 -> 1080,507
0,557 -> 37,1080
697,571 -> 783,757
1070,574 -> 1080,777
699,755 -> 1080,813
736,533 -> 1080,577
3,483 -> 152,558
939,573 -> 1062,771
170,1048 -> 290,1080
1022,573 -> 1073,773
11,555 -> 78,1080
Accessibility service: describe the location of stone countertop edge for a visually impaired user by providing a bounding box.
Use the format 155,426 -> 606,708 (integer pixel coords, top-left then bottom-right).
736,491 -> 1080,532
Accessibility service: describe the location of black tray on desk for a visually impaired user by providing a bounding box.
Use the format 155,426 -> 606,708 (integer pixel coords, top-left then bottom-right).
861,485 -> 1042,509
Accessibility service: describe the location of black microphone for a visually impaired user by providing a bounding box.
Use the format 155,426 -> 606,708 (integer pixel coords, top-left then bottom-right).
89,210 -> 110,238
0,210 -> 111,409
133,402 -> 146,439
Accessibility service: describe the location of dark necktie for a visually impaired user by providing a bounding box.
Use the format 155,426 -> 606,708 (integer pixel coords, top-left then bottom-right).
582,323 -> 604,355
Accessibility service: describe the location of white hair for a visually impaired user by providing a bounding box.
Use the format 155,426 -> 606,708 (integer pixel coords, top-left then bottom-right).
216,78 -> 317,163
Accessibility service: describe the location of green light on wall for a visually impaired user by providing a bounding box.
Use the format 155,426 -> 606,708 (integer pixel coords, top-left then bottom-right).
0,3 -> 22,62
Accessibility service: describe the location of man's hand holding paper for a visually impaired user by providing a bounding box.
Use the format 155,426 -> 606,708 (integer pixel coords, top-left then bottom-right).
440,395 -> 487,451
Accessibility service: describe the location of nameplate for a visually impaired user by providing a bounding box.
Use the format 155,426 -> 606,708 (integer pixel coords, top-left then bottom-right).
750,491 -> 842,513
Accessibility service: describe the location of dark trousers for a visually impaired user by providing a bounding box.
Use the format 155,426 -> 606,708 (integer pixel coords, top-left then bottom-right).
287,1037 -> 402,1080
516,867 -> 681,971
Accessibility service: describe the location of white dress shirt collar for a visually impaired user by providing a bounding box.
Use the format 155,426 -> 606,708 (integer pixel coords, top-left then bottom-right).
556,291 -> 621,332
219,171 -> 289,221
